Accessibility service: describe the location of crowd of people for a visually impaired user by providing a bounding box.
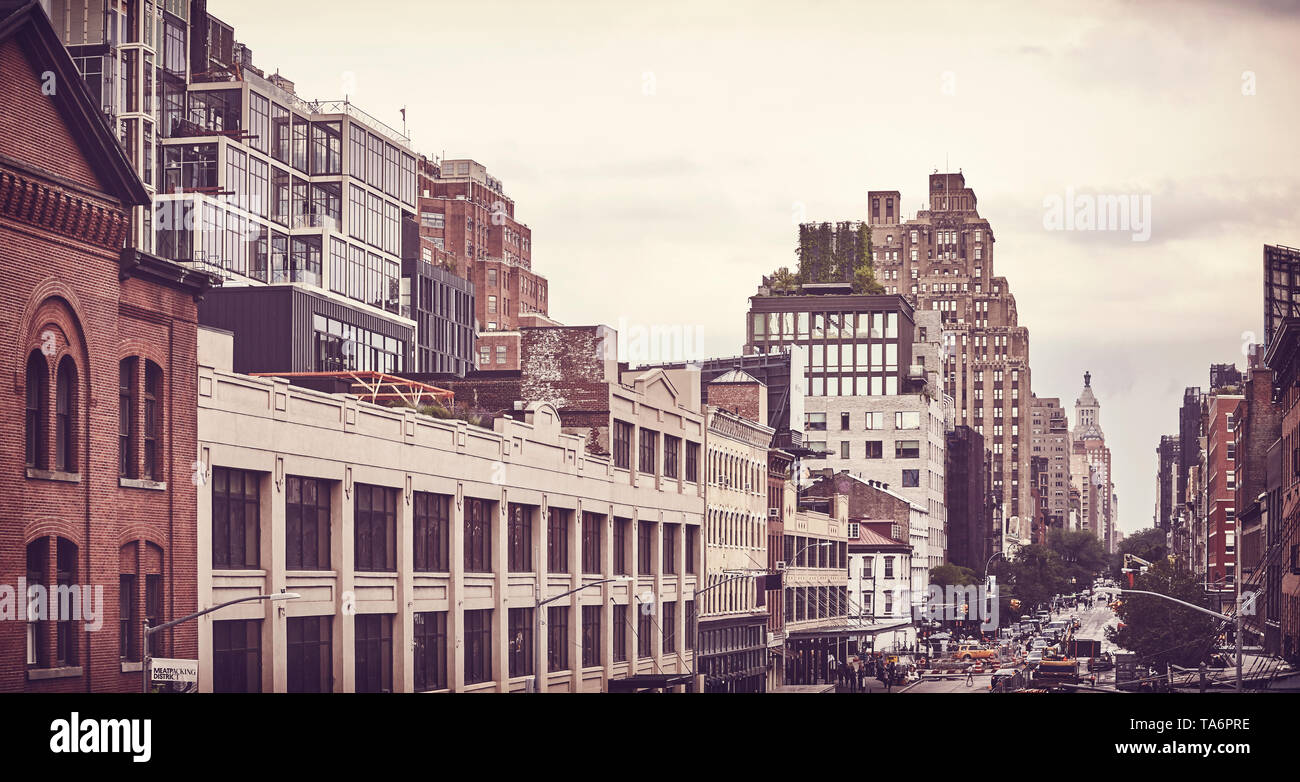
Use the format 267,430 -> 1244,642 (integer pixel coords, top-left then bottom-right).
827,652 -> 907,692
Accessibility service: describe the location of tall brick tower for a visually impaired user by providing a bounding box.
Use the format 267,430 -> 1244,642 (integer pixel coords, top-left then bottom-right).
865,172 -> 1033,550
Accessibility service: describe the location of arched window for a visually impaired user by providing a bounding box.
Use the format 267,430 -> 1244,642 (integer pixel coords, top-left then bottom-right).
55,356 -> 77,472
144,361 -> 163,480
119,357 -> 137,478
27,536 -> 79,669
25,351 -> 47,469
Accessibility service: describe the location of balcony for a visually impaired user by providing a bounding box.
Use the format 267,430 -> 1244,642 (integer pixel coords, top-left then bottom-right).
291,213 -> 339,232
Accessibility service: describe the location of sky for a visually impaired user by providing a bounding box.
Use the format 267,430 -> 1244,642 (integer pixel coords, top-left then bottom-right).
217,0 -> 1300,535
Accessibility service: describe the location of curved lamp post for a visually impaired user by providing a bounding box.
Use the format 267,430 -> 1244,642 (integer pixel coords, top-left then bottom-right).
532,576 -> 633,693
143,591 -> 300,693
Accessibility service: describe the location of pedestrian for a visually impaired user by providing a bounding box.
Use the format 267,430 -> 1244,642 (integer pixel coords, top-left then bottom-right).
966,666 -> 974,686
857,662 -> 866,692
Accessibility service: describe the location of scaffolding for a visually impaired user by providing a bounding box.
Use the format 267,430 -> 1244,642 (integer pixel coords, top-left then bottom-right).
249,371 -> 454,408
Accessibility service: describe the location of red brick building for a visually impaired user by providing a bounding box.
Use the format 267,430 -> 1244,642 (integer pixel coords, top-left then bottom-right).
1264,319 -> 1300,663
0,1 -> 213,692
415,157 -> 552,370
1205,393 -> 1243,608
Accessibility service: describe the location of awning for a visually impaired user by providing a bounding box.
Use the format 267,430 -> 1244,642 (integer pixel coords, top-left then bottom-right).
786,620 -> 913,639
607,673 -> 694,693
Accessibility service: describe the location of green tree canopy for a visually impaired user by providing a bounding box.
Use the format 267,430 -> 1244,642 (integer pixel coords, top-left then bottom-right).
1007,544 -> 1069,613
1110,527 -> 1168,579
930,564 -> 978,587
1106,559 -> 1222,670
1048,528 -> 1107,587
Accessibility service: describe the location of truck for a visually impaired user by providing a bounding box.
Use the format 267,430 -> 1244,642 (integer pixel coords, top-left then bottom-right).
1034,653 -> 1080,686
1069,637 -> 1104,660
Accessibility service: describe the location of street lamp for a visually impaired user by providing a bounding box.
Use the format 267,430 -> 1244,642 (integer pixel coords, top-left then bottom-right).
1095,586 -> 1245,692
688,570 -> 763,692
142,591 -> 301,693
532,576 -> 633,693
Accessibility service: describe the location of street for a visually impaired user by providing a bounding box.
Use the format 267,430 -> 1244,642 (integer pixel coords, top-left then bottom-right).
903,595 -> 1124,693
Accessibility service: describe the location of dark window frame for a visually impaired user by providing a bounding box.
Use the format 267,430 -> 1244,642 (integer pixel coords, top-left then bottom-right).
285,476 -> 331,571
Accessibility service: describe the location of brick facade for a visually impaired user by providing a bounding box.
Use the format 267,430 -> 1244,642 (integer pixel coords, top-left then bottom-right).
0,8 -> 212,692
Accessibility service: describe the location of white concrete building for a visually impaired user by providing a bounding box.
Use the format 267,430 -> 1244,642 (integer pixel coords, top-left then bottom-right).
196,327 -> 705,693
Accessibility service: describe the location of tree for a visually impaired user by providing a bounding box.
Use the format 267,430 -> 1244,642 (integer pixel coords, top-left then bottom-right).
1111,527 -> 1168,579
1048,528 -> 1107,588
930,564 -> 978,587
1006,544 -> 1069,612
765,266 -> 799,294
1106,559 -> 1221,670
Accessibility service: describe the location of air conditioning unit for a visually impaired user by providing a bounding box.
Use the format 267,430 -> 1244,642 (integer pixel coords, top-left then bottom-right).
775,561 -> 787,571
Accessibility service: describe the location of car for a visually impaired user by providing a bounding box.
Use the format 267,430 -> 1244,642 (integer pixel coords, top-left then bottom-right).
1088,652 -> 1115,672
1031,638 -> 1049,650
990,667 -> 1026,692
1025,651 -> 1043,667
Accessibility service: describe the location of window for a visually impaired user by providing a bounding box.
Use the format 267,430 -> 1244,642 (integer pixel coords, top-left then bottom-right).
116,355 -> 134,475
865,440 -> 883,459
503,607 -> 534,679
286,476 -> 330,571
413,492 -> 450,572
548,606 -> 569,671
663,601 -> 676,654
613,604 -> 628,662
884,557 -> 894,578
354,484 -> 397,572
213,619 -> 261,693
464,609 -> 492,685
639,522 -> 655,575
663,524 -> 678,574
212,468 -> 260,570
639,428 -> 657,474
638,608 -> 653,657
582,512 -> 602,574
508,503 -> 534,572
686,527 -> 697,575
613,420 -> 633,470
840,441 -> 850,459
686,441 -> 700,482
414,611 -> 447,691
287,616 -> 332,693
613,518 -> 629,575
143,361 -> 163,478
29,538 -> 80,667
664,434 -> 680,479
578,604 -> 603,668
26,351 -> 49,470
806,412 -> 827,431
864,412 -> 882,430
903,469 -> 920,487
464,498 -> 493,573
119,572 -> 137,662
895,440 -> 921,459
896,411 -> 921,429
548,508 -> 571,573
54,357 -> 77,472
354,614 -> 393,693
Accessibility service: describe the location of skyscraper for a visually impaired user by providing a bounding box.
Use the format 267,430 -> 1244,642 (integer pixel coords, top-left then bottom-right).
1071,371 -> 1114,549
864,172 -> 1033,551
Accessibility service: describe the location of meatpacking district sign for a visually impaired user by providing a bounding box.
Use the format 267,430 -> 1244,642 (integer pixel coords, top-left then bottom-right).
150,658 -> 199,683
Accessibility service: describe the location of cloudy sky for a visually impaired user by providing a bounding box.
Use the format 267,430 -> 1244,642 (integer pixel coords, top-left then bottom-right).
220,0 -> 1300,535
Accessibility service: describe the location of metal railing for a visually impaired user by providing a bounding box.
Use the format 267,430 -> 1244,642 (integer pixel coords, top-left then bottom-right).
310,100 -> 410,147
